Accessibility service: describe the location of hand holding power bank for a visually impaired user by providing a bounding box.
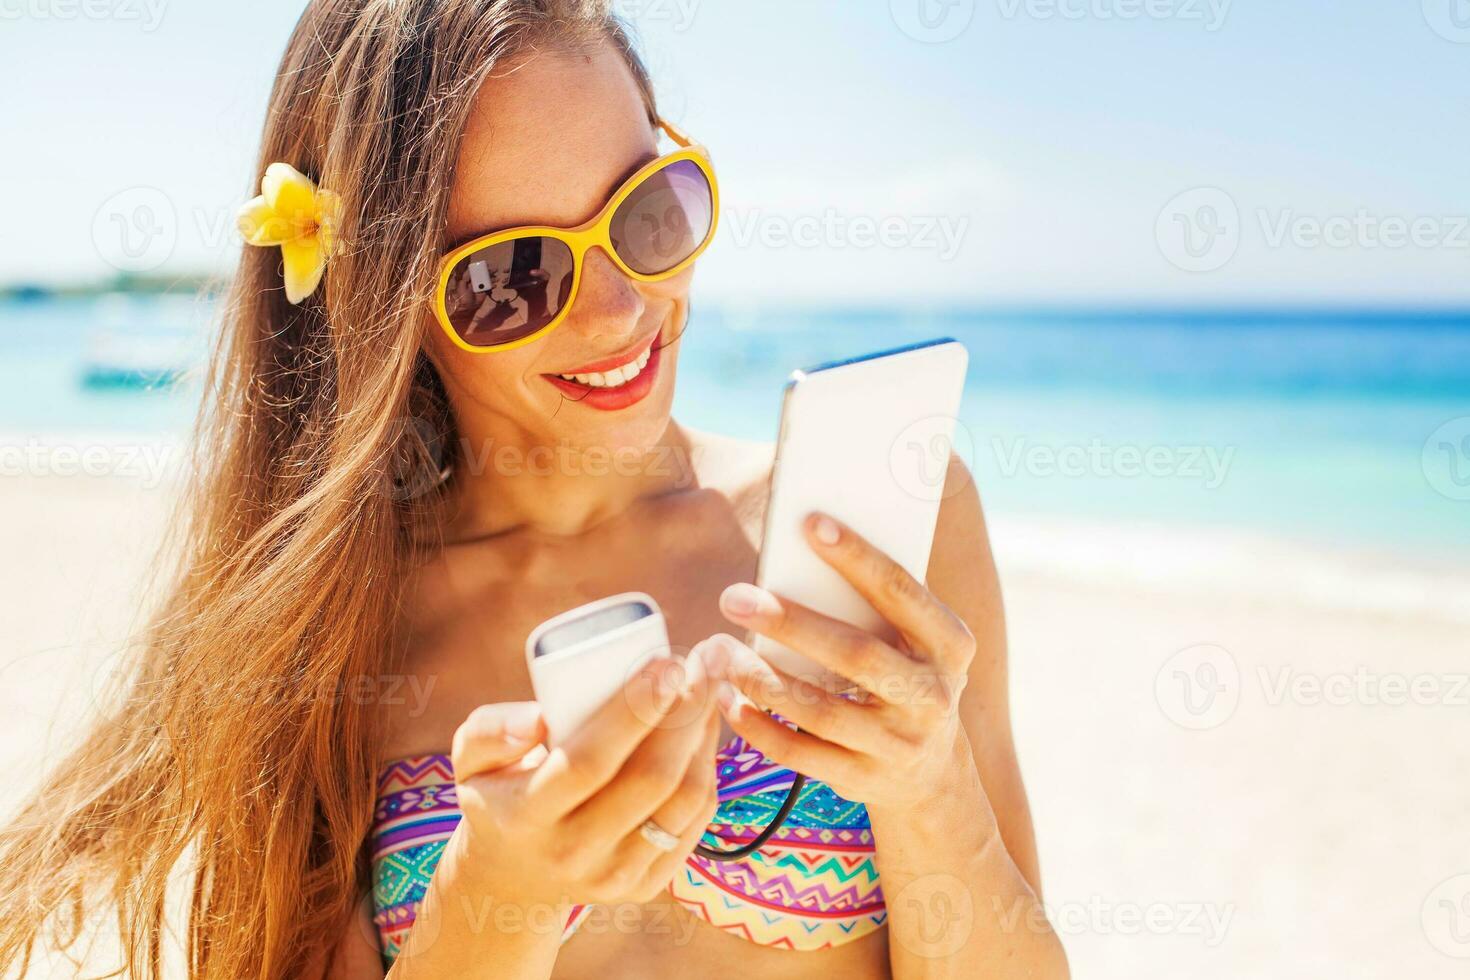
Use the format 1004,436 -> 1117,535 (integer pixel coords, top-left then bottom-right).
524,591 -> 807,863
525,592 -> 673,746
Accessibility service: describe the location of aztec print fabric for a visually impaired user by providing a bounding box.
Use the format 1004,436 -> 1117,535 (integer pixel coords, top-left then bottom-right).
370,736 -> 885,965
671,731 -> 886,948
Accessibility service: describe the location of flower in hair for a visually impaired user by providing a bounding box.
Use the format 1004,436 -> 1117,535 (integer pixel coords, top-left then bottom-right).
237,163 -> 341,304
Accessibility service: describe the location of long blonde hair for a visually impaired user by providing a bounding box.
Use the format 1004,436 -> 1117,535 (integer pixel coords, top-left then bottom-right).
0,3 -> 655,977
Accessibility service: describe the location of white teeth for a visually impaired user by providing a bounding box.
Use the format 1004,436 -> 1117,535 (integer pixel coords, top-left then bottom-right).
557,346 -> 653,388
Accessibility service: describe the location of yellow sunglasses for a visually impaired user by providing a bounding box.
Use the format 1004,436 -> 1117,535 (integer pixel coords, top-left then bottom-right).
433,119 -> 719,353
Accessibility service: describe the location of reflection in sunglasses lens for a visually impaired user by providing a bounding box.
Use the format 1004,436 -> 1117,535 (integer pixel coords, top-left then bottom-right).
444,236 -> 574,346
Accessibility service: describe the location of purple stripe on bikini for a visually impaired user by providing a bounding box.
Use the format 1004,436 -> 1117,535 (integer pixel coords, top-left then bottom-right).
718,769 -> 797,800
372,816 -> 463,851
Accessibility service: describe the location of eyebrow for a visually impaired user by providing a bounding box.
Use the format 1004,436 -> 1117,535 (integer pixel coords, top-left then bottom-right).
448,148 -> 662,249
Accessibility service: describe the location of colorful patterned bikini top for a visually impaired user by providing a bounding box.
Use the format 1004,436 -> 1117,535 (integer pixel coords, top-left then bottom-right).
371,733 -> 886,965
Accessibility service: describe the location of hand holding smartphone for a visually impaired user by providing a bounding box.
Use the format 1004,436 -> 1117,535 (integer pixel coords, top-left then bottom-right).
523,339 -> 969,726
754,338 -> 969,688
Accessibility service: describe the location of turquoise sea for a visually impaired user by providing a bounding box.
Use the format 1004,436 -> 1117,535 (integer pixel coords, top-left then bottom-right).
3,295 -> 1468,562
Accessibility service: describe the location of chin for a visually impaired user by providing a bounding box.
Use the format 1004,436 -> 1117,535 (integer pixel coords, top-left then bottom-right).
535,320 -> 683,456
545,355 -> 679,458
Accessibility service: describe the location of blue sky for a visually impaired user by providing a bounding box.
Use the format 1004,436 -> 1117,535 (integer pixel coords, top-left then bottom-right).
3,0 -> 1467,305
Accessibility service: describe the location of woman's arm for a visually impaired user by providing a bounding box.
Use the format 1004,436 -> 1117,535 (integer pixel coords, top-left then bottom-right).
383,832 -> 564,980
867,457 -> 1063,976
928,457 -> 1041,891
705,459 -> 1068,978
322,837 -> 564,980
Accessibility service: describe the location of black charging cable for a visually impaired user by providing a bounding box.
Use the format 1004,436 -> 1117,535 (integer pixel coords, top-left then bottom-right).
692,773 -> 806,862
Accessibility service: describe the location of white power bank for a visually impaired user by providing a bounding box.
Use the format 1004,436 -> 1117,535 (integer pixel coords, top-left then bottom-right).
754,339 -> 969,688
525,592 -> 672,746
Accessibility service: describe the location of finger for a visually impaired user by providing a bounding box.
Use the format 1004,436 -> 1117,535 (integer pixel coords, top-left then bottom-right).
528,655 -> 684,814
803,512 -> 975,669
641,701 -> 720,837
636,786 -> 721,901
451,701 -> 547,778
714,682 -> 861,791
563,650 -> 717,839
613,716 -> 722,902
700,633 -> 895,756
720,582 -> 920,703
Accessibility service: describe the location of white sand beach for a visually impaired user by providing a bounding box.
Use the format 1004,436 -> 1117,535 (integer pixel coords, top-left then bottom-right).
2,452 -> 1467,978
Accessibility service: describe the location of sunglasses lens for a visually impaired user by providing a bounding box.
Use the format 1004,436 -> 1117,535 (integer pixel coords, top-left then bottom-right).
442,236 -> 575,348
609,159 -> 714,276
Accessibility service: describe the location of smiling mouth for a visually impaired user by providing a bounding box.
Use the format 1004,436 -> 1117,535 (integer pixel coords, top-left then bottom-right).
541,332 -> 665,410
552,343 -> 653,388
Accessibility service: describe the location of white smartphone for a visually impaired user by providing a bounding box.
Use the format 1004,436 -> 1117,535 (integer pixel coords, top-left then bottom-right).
525,592 -> 671,746
754,338 -> 969,688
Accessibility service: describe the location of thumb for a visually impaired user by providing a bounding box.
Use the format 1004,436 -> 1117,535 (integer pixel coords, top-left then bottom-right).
451,701 -> 547,778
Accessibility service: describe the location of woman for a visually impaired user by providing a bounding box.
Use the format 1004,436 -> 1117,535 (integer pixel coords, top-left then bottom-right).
0,2 -> 1066,977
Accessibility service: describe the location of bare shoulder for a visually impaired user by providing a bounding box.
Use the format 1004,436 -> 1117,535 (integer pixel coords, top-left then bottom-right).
679,424 -> 774,546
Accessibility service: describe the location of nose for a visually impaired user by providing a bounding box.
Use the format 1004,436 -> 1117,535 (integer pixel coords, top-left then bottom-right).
564,246 -> 646,341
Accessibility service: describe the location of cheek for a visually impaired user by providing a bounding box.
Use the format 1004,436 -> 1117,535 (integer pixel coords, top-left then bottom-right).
460,353 -> 541,407
643,267 -> 696,304
637,270 -> 695,352
423,316 -> 539,408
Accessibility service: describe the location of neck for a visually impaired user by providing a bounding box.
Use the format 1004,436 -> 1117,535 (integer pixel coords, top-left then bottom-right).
440,417 -> 698,540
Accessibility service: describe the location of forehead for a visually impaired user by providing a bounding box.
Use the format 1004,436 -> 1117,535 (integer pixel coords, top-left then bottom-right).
446,40 -> 657,243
